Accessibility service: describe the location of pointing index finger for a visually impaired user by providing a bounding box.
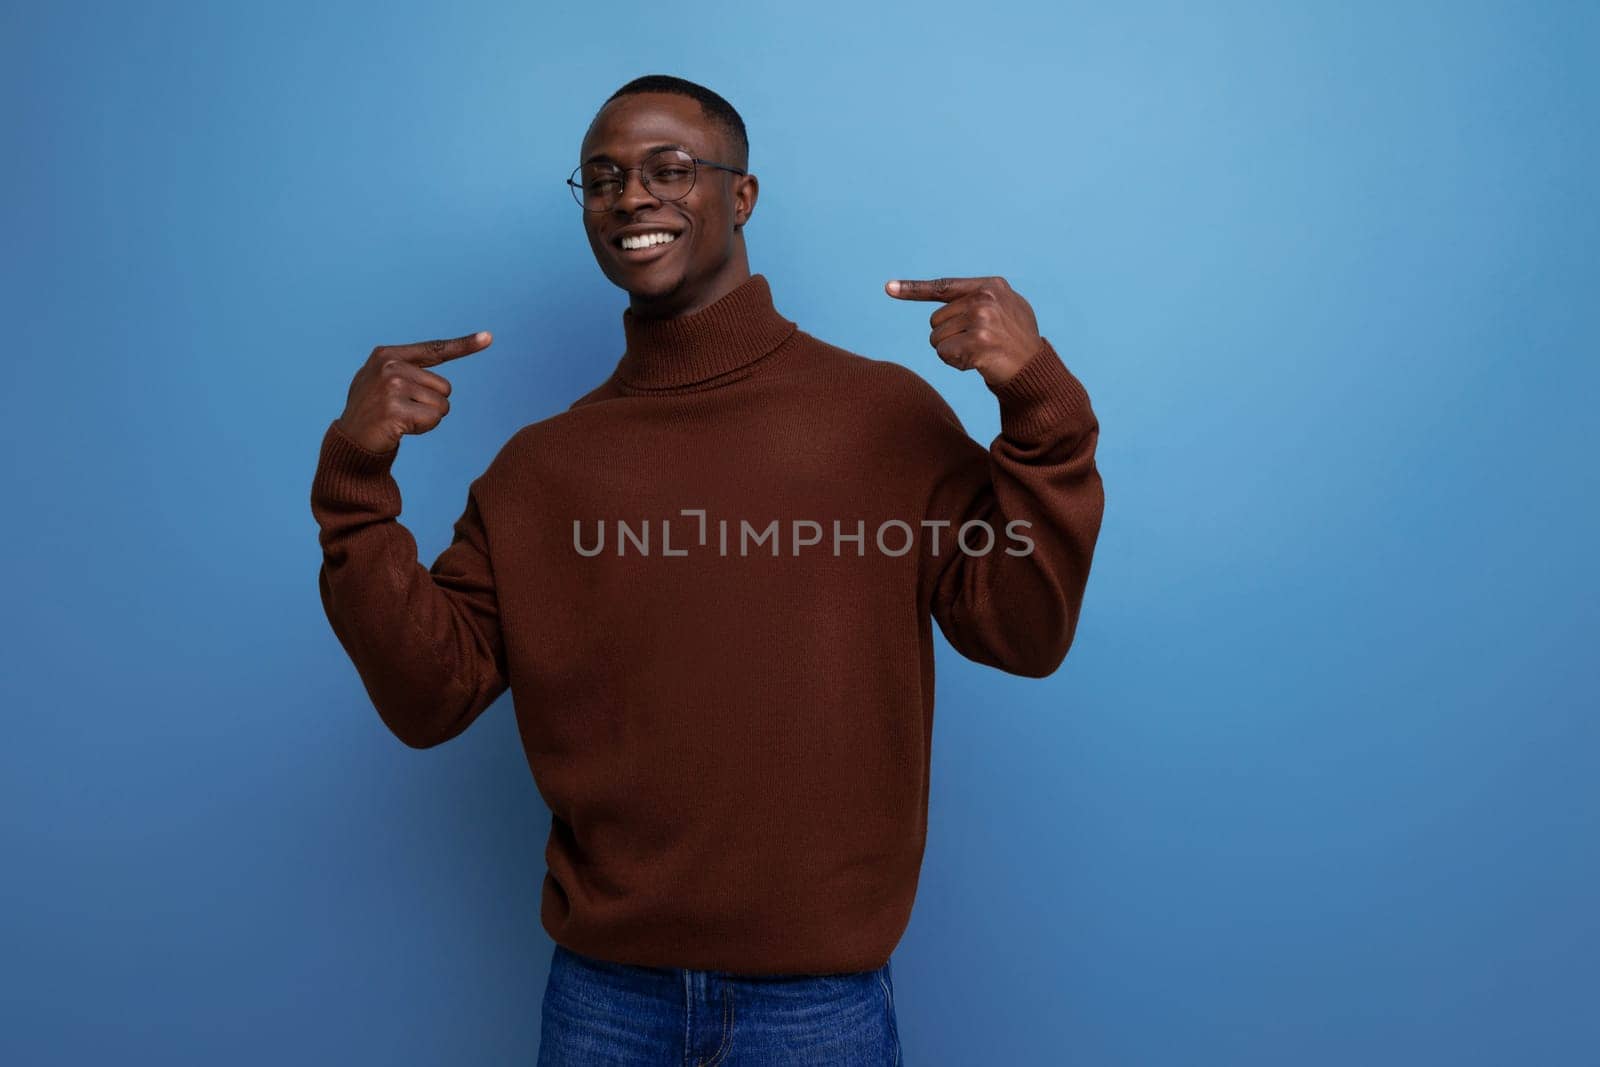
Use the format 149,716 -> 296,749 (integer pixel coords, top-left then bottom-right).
382,331 -> 493,366
885,277 -> 984,301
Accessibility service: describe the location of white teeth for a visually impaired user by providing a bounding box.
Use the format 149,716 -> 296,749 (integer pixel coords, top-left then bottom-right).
620,232 -> 676,250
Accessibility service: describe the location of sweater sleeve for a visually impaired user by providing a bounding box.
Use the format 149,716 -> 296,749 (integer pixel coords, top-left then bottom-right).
917,337 -> 1105,677
309,419 -> 510,748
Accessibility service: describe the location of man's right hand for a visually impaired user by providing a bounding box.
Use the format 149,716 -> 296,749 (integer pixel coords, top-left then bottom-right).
334,331 -> 493,455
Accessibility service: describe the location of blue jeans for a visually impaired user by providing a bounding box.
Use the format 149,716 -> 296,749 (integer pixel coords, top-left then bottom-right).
537,942 -> 903,1065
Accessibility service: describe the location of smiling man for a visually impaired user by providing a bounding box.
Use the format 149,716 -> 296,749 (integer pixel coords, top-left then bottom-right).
310,74 -> 1105,1064
576,88 -> 754,321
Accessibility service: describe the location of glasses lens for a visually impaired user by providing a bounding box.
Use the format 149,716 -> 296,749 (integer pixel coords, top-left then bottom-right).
642,150 -> 696,201
573,150 -> 696,211
573,165 -> 620,211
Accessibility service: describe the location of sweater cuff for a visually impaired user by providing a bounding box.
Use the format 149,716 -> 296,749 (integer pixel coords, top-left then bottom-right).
987,336 -> 1093,440
311,419 -> 401,511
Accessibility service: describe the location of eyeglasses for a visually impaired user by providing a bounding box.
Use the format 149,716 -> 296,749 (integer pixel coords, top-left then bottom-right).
567,148 -> 747,212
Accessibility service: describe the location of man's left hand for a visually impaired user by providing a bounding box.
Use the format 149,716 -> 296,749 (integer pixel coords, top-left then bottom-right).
885,276 -> 1042,389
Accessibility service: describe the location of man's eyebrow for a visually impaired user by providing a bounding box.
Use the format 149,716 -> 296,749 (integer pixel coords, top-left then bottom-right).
582,142 -> 690,166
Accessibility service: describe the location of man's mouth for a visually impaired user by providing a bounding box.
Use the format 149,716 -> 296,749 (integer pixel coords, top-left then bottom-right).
613,230 -> 680,263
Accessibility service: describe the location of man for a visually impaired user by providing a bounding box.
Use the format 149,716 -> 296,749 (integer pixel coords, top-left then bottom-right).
310,74 -> 1104,1064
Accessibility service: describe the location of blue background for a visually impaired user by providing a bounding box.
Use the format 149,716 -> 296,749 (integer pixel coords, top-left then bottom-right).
4,1 -> 1596,1063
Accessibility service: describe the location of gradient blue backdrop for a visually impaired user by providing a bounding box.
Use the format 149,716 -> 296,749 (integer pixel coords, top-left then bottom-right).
3,1 -> 1595,1064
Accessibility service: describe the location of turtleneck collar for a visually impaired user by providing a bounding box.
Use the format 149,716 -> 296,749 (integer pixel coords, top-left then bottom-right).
614,272 -> 798,392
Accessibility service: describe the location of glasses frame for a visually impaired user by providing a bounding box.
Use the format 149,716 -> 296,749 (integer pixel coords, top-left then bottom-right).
567,149 -> 747,212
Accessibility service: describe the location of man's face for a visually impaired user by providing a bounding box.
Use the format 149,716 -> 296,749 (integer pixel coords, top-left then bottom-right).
578,93 -> 751,301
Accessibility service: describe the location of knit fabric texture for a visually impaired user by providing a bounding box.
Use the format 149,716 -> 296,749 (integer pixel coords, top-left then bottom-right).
310,272 -> 1105,975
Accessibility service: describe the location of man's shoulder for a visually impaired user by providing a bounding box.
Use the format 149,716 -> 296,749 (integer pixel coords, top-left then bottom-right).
473,396 -> 604,484
498,373 -> 625,445
792,331 -> 946,405
791,331 -> 960,433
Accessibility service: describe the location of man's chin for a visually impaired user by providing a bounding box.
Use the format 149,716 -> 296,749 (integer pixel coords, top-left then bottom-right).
613,263 -> 685,299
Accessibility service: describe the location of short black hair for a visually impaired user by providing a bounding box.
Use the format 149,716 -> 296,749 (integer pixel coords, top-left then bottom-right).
598,75 -> 749,173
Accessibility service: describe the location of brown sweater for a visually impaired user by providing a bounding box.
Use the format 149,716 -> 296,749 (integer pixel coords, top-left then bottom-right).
310,272 -> 1104,976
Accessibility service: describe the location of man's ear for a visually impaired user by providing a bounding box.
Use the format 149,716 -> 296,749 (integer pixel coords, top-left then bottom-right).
734,173 -> 758,234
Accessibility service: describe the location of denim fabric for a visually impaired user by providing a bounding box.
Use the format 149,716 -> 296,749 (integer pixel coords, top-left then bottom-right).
536,942 -> 903,1066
